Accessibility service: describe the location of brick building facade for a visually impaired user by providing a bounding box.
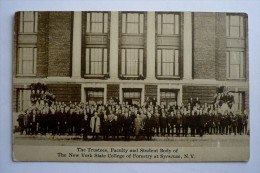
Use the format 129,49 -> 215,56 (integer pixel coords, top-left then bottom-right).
13,11 -> 249,114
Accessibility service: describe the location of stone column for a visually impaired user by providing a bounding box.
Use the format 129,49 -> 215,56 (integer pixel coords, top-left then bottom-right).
109,11 -> 119,79
146,12 -> 156,80
183,12 -> 193,80
72,11 -> 82,78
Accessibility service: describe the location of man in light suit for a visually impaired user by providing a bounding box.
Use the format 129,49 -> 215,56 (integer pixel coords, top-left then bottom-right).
90,111 -> 101,140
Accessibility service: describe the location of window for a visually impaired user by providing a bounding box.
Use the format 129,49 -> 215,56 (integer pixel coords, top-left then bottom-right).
156,13 -> 181,78
160,89 -> 177,106
86,88 -> 104,105
231,92 -> 245,113
157,13 -> 179,35
17,47 -> 37,75
226,51 -> 245,79
119,12 -> 146,79
84,12 -> 110,78
121,13 -> 144,34
157,49 -> 179,77
17,12 -> 38,76
18,89 -> 31,111
86,12 -> 108,33
123,89 -> 141,105
226,15 -> 244,38
121,49 -> 143,76
85,48 -> 108,75
19,11 -> 38,33
226,14 -> 246,79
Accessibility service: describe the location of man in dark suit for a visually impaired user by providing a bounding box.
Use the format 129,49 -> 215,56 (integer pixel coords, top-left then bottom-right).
182,108 -> 189,137
17,112 -> 25,135
175,110 -> 182,137
159,111 -> 167,136
111,116 -> 120,141
122,112 -> 132,141
230,111 -> 238,135
144,113 -> 154,141
82,110 -> 90,141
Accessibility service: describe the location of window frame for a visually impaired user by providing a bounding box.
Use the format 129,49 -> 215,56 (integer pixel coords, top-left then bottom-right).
85,88 -> 105,105
19,11 -> 38,34
121,12 -> 144,35
156,48 -> 180,78
86,12 -> 109,34
17,88 -> 31,112
84,47 -> 108,76
225,13 -> 247,80
122,88 -> 142,105
156,12 -> 180,36
230,91 -> 245,113
120,48 -> 144,77
119,12 -> 147,80
82,12 -> 111,79
16,46 -> 37,76
155,12 -> 182,80
16,12 -> 38,77
226,14 -> 245,39
160,89 -> 178,106
226,50 -> 245,79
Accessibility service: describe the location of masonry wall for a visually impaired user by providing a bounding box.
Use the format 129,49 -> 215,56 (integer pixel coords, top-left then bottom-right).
48,84 -> 81,104
183,85 -> 217,105
193,13 -> 216,79
48,12 -> 72,77
13,13 -> 18,77
37,12 -> 49,78
215,13 -> 227,81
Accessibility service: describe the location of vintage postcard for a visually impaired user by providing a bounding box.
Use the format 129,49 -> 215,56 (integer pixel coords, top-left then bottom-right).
12,11 -> 249,162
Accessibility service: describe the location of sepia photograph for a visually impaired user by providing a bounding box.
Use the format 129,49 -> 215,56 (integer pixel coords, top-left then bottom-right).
12,11 -> 249,162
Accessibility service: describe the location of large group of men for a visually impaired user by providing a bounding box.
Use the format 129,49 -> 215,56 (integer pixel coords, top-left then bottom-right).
16,83 -> 249,141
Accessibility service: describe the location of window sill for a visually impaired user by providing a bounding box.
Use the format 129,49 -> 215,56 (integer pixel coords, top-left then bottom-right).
83,74 -> 110,79
18,32 -> 37,35
16,74 -> 36,77
226,78 -> 246,80
226,36 -> 245,39
156,76 -> 181,80
119,75 -> 145,80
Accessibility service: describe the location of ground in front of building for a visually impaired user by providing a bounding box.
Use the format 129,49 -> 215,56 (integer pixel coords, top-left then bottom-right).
13,133 -> 249,147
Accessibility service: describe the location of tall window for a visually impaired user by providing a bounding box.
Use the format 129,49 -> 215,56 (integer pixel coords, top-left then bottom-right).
160,89 -> 177,106
86,12 -> 108,33
17,12 -> 38,76
156,13 -> 181,78
121,49 -> 143,76
85,48 -> 108,75
17,47 -> 37,75
157,13 -> 179,35
226,51 -> 244,79
120,12 -> 146,78
84,12 -> 110,77
18,89 -> 31,111
86,88 -> 104,105
19,11 -> 38,33
226,14 -> 246,79
157,49 -> 179,77
121,13 -> 144,34
226,15 -> 244,38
